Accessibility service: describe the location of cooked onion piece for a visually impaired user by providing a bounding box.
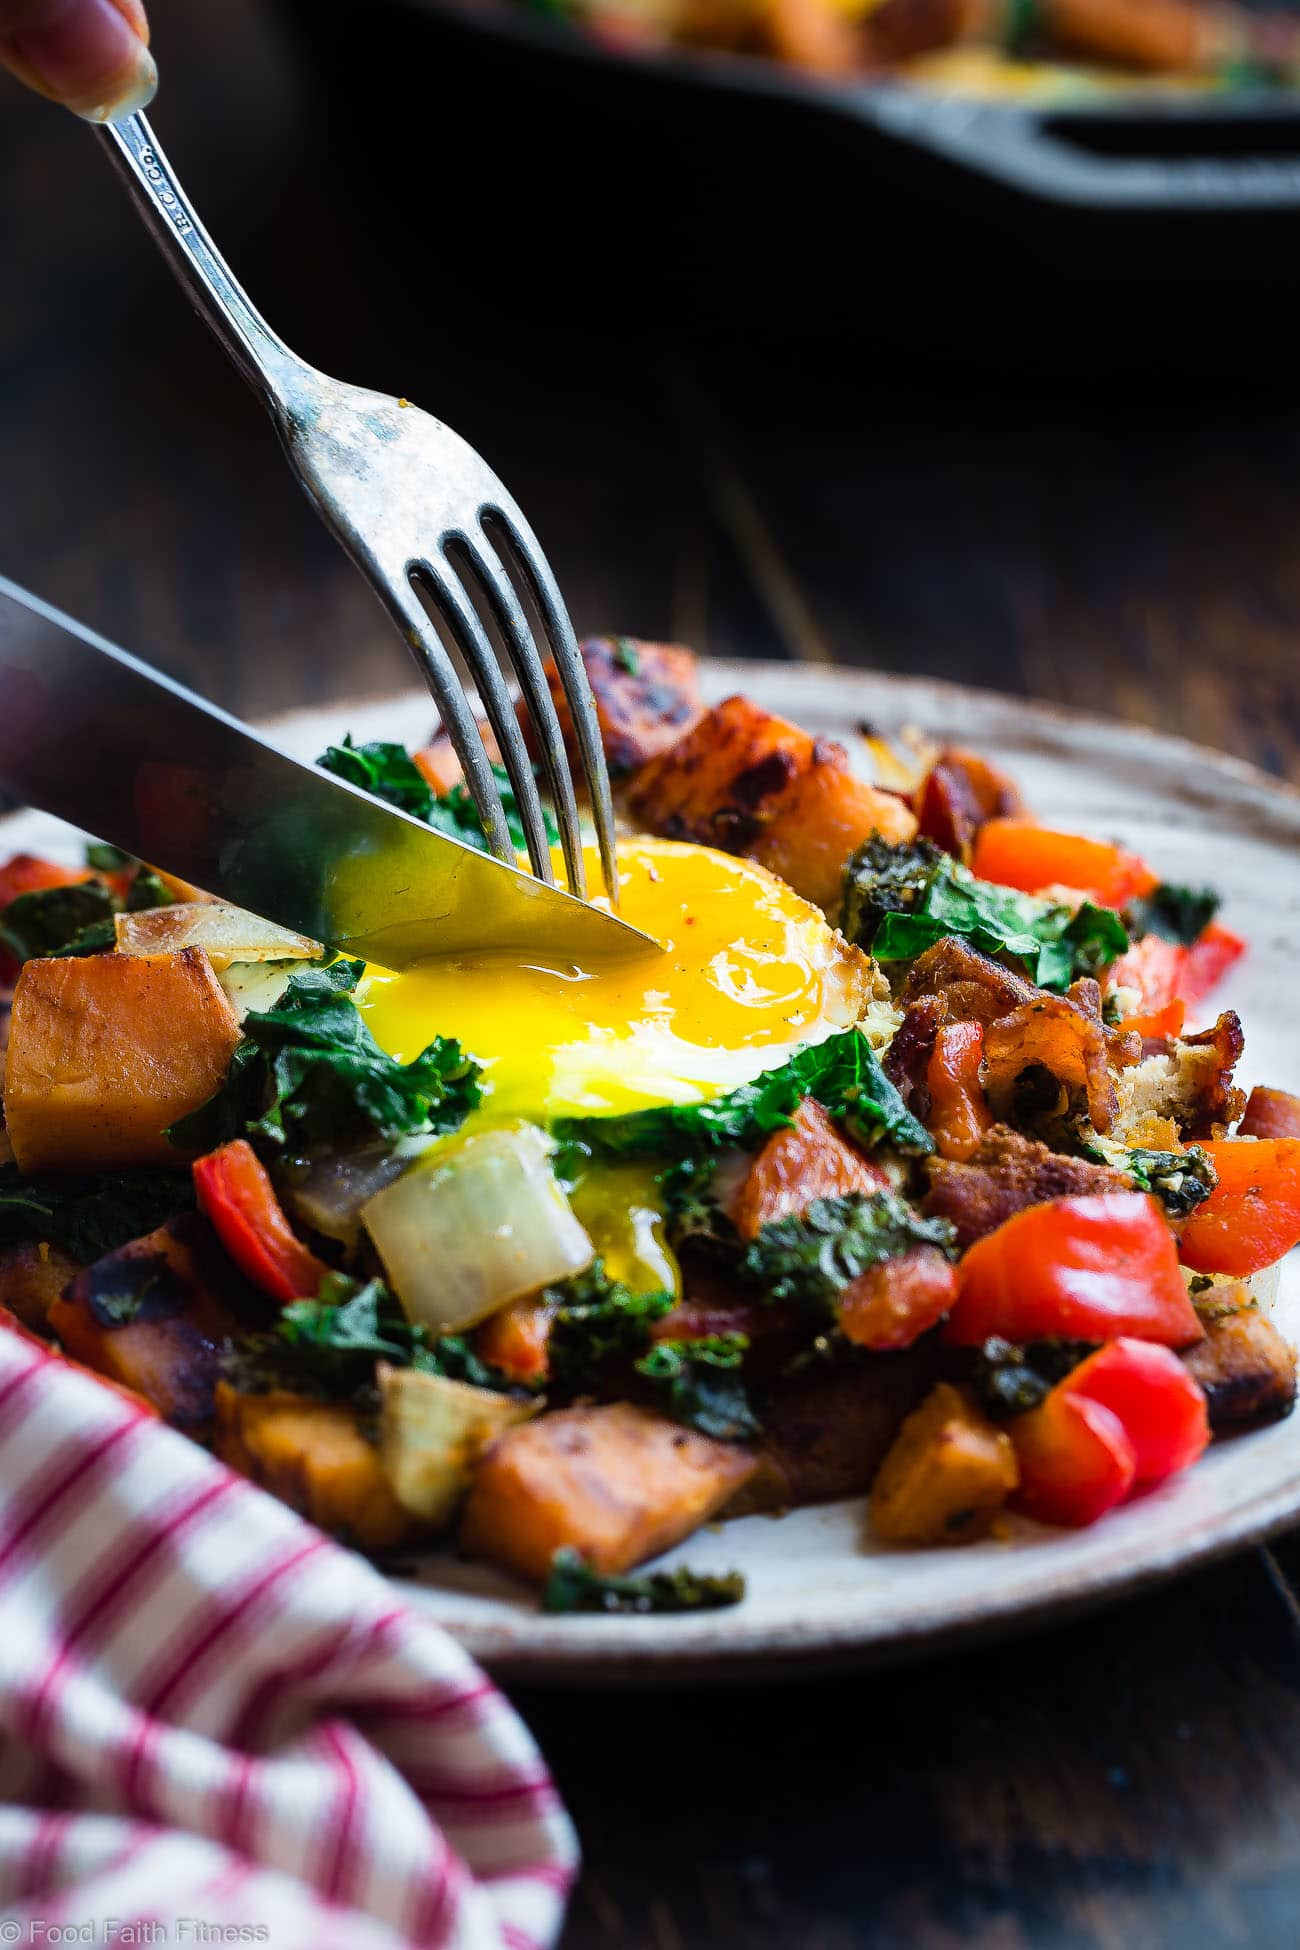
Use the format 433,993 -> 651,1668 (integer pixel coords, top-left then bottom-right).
115,901 -> 322,973
363,1122 -> 593,1335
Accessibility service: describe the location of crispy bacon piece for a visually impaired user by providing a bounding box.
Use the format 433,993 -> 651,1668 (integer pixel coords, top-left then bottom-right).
902,938 -> 1038,1028
838,1247 -> 958,1351
728,1099 -> 889,1242
980,984 -> 1139,1137
1181,1012 -> 1247,1139
922,1126 -> 1129,1250
883,995 -> 948,1119
914,748 -> 1025,864
1239,1086 -> 1300,1143
926,1021 -> 993,1162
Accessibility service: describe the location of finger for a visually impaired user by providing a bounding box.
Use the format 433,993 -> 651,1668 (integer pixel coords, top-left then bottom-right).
0,0 -> 155,121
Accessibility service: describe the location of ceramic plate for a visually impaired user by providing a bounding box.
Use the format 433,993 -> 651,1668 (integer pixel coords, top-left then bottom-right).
6,662 -> 1298,1683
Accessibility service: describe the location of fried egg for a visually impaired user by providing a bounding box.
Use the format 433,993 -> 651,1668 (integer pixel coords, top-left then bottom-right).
357,836 -> 872,1123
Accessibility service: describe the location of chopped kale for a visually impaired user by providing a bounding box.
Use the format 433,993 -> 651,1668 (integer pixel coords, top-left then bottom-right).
634,1333 -> 760,1442
421,1333 -> 525,1393
1125,1145 -> 1218,1216
84,841 -> 132,873
318,737 -> 436,821
1082,1139 -> 1218,1217
0,880 -> 117,963
543,1259 -> 675,1394
124,868 -> 175,912
542,1547 -> 745,1615
227,1273 -> 522,1401
167,959 -> 481,1156
0,1162 -> 195,1262
428,770 -> 560,857
0,861 -> 175,966
319,736 -> 558,857
1126,882 -> 1221,947
840,835 -> 945,947
842,840 -> 1129,991
554,1025 -> 933,1170
969,1336 -> 1096,1419
611,637 -> 641,676
741,1191 -> 955,1316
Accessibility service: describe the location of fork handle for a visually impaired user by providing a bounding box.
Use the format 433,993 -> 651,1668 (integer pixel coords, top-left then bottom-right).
97,112 -> 304,405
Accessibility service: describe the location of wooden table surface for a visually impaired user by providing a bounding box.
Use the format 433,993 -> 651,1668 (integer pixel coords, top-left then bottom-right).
4,4 -> 1300,1943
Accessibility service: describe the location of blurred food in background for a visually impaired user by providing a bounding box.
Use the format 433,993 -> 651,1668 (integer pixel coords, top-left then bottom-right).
496,0 -> 1300,96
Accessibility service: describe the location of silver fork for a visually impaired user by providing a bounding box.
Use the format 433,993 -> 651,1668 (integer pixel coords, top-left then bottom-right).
96,111 -> 619,907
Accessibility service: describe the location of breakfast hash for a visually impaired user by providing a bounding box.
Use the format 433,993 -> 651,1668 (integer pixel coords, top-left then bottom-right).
0,638 -> 1297,1617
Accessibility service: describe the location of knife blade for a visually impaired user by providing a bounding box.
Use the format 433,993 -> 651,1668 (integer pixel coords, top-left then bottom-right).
0,577 -> 658,967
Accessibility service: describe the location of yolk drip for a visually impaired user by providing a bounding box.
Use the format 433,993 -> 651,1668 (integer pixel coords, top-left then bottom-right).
356,836 -> 871,1124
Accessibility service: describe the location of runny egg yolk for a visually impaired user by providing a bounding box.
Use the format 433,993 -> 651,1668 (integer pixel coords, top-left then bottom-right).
356,836 -> 872,1124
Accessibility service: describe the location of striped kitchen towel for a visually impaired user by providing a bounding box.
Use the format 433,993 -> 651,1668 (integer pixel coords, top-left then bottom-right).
0,1330 -> 577,1947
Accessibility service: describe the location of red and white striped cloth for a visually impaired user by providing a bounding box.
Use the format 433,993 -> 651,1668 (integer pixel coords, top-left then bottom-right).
0,1332 -> 578,1947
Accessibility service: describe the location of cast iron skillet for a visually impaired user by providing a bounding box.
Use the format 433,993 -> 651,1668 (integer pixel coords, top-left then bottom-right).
391,0 -> 1300,209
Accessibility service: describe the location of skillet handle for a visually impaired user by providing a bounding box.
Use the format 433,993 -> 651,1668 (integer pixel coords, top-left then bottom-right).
863,90 -> 1300,210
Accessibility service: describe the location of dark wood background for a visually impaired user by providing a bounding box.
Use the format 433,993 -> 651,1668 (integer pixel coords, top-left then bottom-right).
4,2 -> 1300,1942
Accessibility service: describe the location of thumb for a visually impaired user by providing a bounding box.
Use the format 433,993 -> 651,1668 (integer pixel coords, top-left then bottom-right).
0,0 -> 155,120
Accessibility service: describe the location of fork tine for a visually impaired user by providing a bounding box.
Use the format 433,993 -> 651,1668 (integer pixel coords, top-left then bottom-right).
386,583 -> 515,865
483,504 -> 621,909
415,554 -> 557,884
459,526 -> 588,900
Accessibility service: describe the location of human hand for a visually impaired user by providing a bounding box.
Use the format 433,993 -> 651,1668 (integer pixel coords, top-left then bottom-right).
0,0 -> 154,121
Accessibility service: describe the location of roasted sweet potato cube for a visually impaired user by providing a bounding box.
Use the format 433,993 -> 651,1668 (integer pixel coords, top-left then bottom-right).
48,1213 -> 259,1432
4,948 -> 241,1173
459,1401 -> 758,1583
625,696 -> 816,853
0,1240 -> 81,1332
869,1382 -> 1019,1546
542,636 -> 705,782
748,750 -> 918,912
414,723 -> 503,796
1182,1306 -> 1297,1432
729,1099 -> 888,1242
215,1382 -> 413,1551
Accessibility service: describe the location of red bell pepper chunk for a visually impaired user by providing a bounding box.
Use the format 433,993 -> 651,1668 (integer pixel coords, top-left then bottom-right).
925,1021 -> 993,1162
971,819 -> 1158,909
1122,999 -> 1186,1042
945,1192 -> 1200,1349
1109,924 -> 1246,1018
1059,1338 -> 1209,1485
193,1139 -> 328,1304
837,1246 -> 959,1351
1177,1139 -> 1300,1277
473,1294 -> 557,1386
1239,1087 -> 1300,1143
1010,1390 -> 1137,1528
1180,922 -> 1246,1006
0,853 -> 91,908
